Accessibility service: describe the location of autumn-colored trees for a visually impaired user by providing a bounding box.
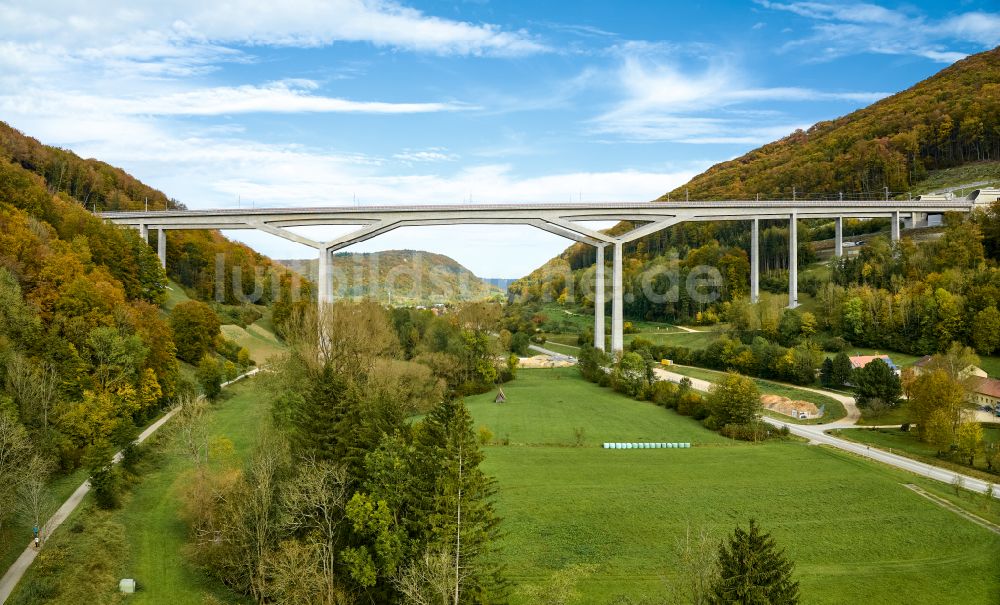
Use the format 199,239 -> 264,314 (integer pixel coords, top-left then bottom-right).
707,372 -> 761,427
180,300 -> 504,603
661,48 -> 1000,200
170,300 -> 222,363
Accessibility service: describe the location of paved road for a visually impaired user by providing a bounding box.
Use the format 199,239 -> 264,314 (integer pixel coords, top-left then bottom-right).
528,344 -> 577,362
0,369 -> 260,604
654,367 -> 1000,500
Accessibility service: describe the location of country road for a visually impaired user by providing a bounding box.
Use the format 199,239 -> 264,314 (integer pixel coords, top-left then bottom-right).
0,368 -> 261,604
654,367 -> 1000,500
528,343 -> 577,361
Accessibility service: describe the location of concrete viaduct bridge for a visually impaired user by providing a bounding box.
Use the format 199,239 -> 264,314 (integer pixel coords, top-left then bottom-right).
101,198 -> 976,353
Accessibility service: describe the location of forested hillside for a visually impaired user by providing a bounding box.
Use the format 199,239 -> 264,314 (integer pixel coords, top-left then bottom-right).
279,249 -> 501,305
662,46 -> 1000,200
0,122 -> 303,309
511,46 -> 1000,368
0,121 -> 308,549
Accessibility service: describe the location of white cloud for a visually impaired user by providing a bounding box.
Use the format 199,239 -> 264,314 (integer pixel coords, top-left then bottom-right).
590,53 -> 885,143
393,148 -> 459,163
757,1 -> 1000,62
0,81 -> 468,118
0,0 -> 546,81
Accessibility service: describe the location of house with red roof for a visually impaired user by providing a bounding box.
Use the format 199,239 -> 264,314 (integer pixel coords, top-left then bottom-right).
848,354 -> 900,375
968,377 -> 1000,409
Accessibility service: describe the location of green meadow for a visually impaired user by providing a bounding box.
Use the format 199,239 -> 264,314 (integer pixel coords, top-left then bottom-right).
467,368 -> 1000,604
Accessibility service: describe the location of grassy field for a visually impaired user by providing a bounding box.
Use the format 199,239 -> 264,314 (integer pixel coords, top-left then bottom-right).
161,279 -> 192,311
660,364 -> 847,424
0,468 -> 89,575
624,329 -> 723,350
8,381 -> 267,604
220,315 -> 286,364
468,368 -> 728,447
835,424 -> 1000,482
856,401 -> 912,426
467,369 -> 1000,604
909,161 -> 1000,196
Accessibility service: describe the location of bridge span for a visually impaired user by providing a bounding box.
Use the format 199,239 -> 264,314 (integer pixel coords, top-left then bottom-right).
101,198 -> 976,353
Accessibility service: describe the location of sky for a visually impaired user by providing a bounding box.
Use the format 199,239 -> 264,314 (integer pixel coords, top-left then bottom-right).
1,1 -> 998,278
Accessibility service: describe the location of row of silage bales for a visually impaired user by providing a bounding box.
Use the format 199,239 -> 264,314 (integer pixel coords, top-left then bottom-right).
602,442 -> 691,449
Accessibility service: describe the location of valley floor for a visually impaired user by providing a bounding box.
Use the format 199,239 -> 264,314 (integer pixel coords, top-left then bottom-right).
467,369 -> 1000,604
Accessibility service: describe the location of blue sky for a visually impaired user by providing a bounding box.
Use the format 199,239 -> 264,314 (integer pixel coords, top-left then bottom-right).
1,1 -> 998,277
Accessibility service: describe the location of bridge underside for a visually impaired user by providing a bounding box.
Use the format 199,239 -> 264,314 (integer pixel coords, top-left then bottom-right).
104,200 -> 971,354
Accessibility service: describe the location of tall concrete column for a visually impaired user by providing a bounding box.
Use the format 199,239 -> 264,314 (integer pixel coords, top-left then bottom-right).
139,224 -> 148,243
891,211 -> 900,242
750,218 -> 760,303
594,244 -> 605,351
156,228 -> 166,269
788,213 -> 798,308
834,217 -> 843,258
317,247 -> 330,307
611,241 -> 624,355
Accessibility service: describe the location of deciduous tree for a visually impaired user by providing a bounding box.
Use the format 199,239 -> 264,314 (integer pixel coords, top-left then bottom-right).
170,300 -> 221,363
708,372 -> 761,427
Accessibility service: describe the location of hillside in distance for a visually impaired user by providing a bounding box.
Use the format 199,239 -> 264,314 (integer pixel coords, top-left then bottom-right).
512,48 -> 1000,324
279,250 -> 501,305
663,46 -> 1000,200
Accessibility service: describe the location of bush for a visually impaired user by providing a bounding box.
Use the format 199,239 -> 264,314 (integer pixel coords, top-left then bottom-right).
90,464 -> 122,509
120,441 -> 144,473
820,336 -> 850,352
196,355 -> 224,400
720,421 -> 772,442
511,332 -> 531,356
578,345 -> 611,384
677,392 -> 705,417
650,380 -> 680,408
477,426 -> 494,445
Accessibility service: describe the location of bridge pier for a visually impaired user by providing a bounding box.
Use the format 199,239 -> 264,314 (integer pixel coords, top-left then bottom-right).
611,241 -> 623,355
157,228 -> 166,269
139,224 -> 148,243
750,218 -> 759,304
317,247 -> 331,307
891,211 -> 900,242
594,244 -> 605,351
834,217 -> 843,258
788,212 -> 798,309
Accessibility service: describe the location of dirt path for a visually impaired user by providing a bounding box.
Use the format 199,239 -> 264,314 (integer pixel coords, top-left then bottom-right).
903,484 -> 1000,535
0,368 -> 260,604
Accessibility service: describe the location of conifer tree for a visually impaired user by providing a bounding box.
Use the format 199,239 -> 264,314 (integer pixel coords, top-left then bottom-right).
710,519 -> 799,605
411,399 -> 505,604
290,363 -> 353,462
831,352 -> 853,388
820,357 -> 835,387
